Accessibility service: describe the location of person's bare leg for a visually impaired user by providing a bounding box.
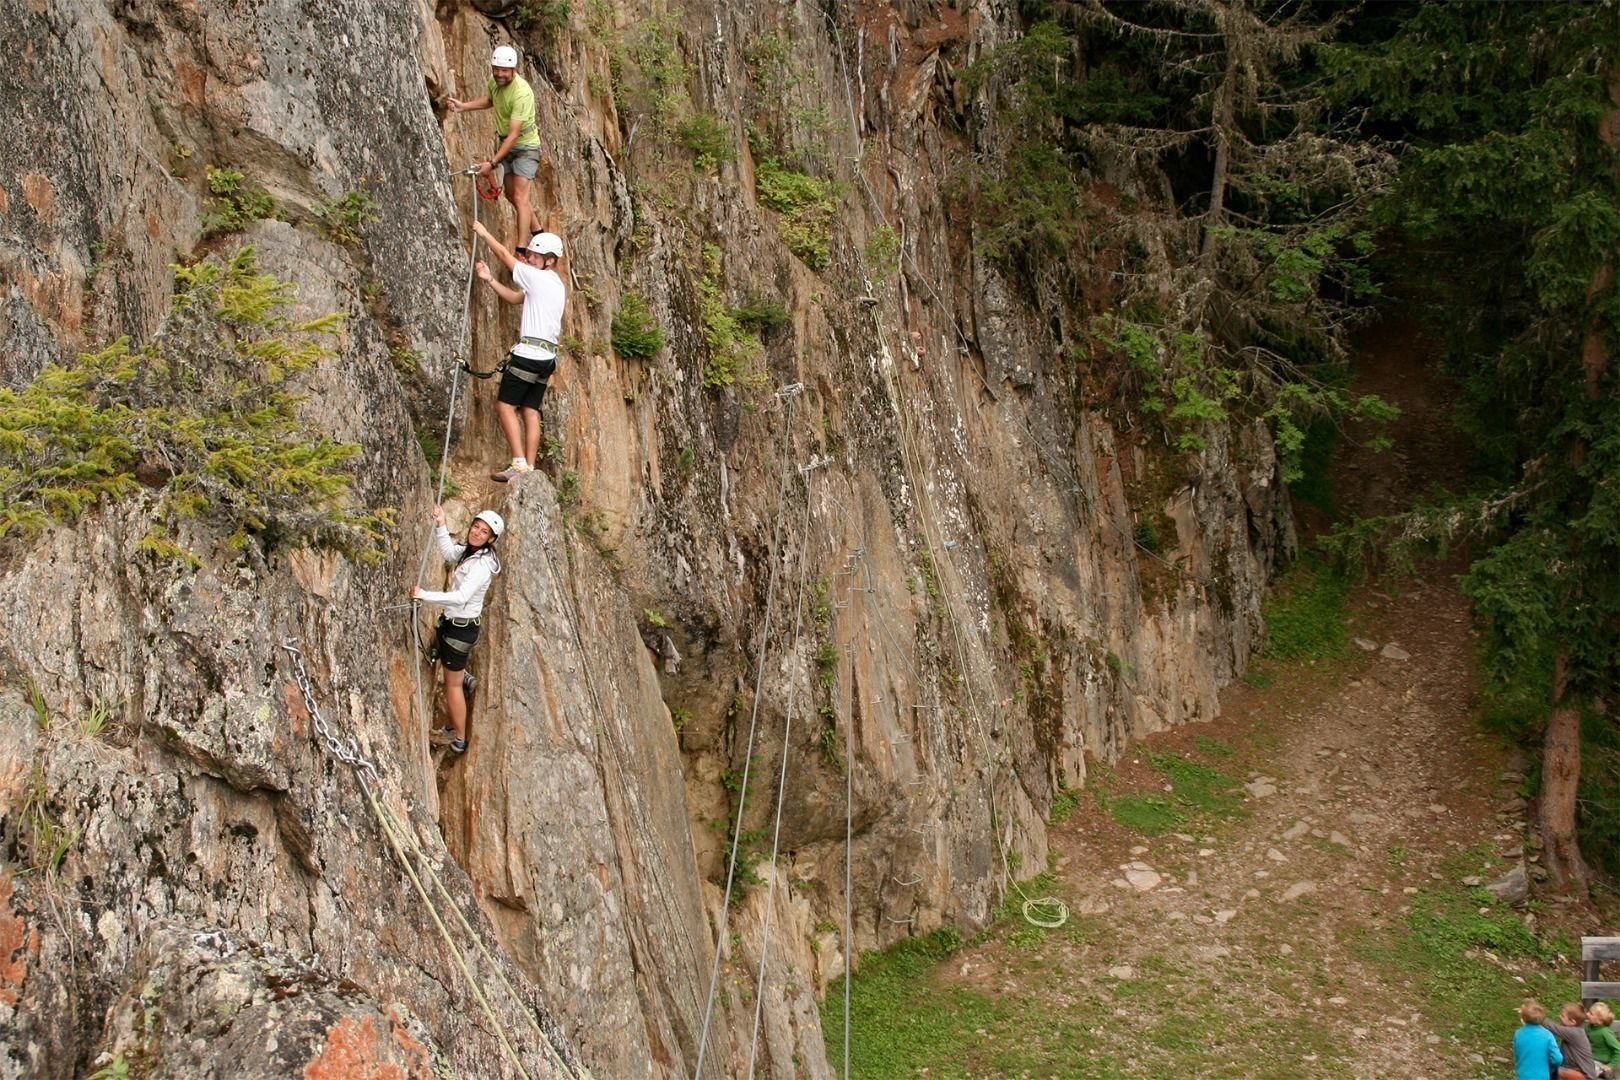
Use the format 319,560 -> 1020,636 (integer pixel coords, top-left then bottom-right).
523,407 -> 542,467
506,173 -> 534,250
495,400 -> 524,460
443,666 -> 467,741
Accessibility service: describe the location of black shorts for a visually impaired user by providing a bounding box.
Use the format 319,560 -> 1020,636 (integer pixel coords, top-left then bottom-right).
432,616 -> 481,672
497,353 -> 555,411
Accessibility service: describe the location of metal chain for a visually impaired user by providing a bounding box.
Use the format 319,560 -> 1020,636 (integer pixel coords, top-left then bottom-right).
281,639 -> 381,785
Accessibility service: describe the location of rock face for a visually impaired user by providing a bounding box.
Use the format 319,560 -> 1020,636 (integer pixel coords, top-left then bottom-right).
0,1 -> 1289,1077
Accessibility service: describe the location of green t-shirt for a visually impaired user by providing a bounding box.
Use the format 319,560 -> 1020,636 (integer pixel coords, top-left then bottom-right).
1589,1023 -> 1620,1066
487,74 -> 542,149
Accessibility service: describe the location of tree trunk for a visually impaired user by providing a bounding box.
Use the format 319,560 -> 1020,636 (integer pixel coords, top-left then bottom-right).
1542,60 -> 1619,892
1200,44 -> 1238,259
1541,656 -> 1591,889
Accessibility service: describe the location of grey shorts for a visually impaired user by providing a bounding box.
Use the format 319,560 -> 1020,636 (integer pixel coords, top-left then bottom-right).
497,145 -> 542,180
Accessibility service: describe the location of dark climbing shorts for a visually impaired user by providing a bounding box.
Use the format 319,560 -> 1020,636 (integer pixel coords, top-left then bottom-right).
432,616 -> 481,672
497,353 -> 555,411
497,144 -> 543,180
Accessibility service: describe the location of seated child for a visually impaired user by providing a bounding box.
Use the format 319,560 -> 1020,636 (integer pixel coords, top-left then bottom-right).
1548,1002 -> 1605,1080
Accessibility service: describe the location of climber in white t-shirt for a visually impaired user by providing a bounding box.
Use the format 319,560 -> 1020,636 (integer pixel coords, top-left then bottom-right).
471,219 -> 567,483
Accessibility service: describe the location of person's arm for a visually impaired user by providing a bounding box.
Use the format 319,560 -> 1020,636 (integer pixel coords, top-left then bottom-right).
473,220 -> 517,272
446,94 -> 492,113
414,557 -> 492,609
433,525 -> 465,564
475,260 -> 524,305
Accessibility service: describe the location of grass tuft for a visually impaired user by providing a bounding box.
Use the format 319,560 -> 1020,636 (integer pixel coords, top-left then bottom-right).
1261,561 -> 1349,660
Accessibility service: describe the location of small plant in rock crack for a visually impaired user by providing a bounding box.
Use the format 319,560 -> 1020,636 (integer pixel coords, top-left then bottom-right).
201,167 -> 277,237
312,190 -> 379,246
610,292 -> 664,358
677,111 -> 736,172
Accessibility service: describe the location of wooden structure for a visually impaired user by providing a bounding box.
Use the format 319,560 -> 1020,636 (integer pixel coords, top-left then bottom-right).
1582,937 -> 1620,1004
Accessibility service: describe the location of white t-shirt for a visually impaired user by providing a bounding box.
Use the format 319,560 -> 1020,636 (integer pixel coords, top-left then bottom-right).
511,262 -> 566,361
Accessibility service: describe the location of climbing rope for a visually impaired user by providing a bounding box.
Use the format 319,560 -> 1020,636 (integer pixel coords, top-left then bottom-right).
745,468 -> 818,1076
280,639 -> 582,1078
406,105 -> 492,762
693,388 -> 800,1080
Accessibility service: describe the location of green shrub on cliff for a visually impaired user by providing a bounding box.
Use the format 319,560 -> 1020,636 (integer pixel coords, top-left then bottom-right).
697,245 -> 764,389
0,247 -> 390,562
610,292 -> 664,358
756,159 -> 836,270
201,167 -> 277,237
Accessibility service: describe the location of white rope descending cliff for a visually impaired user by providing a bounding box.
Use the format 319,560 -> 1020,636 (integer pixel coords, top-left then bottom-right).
693,385 -> 802,1080
279,639 -> 585,1079
406,107 -> 485,768
745,454 -> 823,1077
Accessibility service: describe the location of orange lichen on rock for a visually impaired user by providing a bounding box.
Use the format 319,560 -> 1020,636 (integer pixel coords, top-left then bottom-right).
20,174 -> 53,218
302,1015 -> 406,1080
0,871 -> 39,1007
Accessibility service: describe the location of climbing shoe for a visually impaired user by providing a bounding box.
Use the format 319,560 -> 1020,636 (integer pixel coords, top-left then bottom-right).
430,725 -> 455,746
490,462 -> 532,483
450,738 -> 468,754
461,673 -> 478,701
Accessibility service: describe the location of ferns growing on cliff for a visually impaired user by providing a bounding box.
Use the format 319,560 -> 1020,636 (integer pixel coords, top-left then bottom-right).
0,247 -> 390,562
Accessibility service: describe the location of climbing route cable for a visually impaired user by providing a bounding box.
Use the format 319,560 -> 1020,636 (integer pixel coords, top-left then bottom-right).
407,109 -> 485,762
745,471 -> 818,1076
818,6 -> 1067,931
693,389 -> 800,1080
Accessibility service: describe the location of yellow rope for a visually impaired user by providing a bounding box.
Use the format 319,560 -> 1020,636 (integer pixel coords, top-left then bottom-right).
377,796 -> 589,1079
366,787 -> 535,1080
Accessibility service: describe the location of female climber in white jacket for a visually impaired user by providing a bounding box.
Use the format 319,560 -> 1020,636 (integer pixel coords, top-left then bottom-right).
410,505 -> 504,753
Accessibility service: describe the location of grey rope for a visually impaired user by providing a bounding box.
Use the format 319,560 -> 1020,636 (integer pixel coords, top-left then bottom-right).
746,471 -> 817,1074
693,390 -> 799,1080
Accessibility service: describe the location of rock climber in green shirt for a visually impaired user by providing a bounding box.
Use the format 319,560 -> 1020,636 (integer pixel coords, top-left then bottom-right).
447,44 -> 544,254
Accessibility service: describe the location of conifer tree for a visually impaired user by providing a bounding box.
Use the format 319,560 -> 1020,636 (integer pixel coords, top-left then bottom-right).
1330,1 -> 1619,886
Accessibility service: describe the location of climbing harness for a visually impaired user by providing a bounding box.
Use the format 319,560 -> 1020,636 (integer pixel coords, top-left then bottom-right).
459,352 -> 557,383
279,640 -> 584,1079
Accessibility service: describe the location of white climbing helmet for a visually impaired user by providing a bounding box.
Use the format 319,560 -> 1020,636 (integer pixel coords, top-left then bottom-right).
528,232 -> 564,257
474,509 -> 505,538
490,45 -> 519,69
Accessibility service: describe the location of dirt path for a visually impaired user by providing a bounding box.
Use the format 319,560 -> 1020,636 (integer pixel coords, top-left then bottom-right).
929,575 -> 1529,1078
828,320 -> 1606,1077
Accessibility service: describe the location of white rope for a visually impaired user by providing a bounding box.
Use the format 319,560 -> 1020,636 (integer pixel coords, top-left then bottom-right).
693,391 -> 798,1080
746,472 -> 817,1074
408,109 -> 486,757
